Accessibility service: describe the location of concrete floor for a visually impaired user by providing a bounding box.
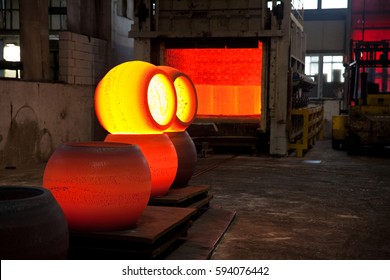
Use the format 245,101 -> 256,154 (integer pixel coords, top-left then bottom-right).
189,140 -> 390,259
1,139 -> 390,259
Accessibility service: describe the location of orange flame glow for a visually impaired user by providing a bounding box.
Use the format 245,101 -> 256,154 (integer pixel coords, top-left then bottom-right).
165,43 -> 262,117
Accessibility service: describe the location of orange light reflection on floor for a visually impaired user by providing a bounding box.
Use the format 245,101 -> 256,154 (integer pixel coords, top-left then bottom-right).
165,43 -> 262,117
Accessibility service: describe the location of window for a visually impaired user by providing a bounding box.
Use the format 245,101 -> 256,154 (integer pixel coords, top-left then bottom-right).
267,1 -> 282,10
49,0 -> 67,31
0,0 -> 20,30
305,55 -> 320,98
321,0 -> 348,9
0,0 -> 67,31
323,56 -> 344,83
300,0 -> 348,10
305,54 -> 345,98
305,55 -> 319,79
3,43 -> 21,78
302,0 -> 318,10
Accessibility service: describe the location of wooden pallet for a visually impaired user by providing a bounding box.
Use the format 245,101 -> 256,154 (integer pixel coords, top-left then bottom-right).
68,206 -> 197,260
148,185 -> 212,209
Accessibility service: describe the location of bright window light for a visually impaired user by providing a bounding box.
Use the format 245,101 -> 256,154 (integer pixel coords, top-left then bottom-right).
302,0 -> 318,10
3,43 -> 20,62
267,1 -> 282,10
321,0 -> 348,9
323,55 -> 344,82
3,43 -> 21,78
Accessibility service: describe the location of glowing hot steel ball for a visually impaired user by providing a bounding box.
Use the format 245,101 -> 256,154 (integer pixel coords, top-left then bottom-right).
105,134 -> 178,197
94,61 -> 177,134
43,142 -> 152,231
157,66 -> 198,188
158,66 -> 198,132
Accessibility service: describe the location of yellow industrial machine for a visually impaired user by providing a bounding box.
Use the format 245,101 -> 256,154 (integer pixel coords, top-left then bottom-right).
288,72 -> 322,157
334,41 -> 390,154
331,114 -> 348,149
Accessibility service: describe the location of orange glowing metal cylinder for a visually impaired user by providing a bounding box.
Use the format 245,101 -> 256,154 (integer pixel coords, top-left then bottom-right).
43,142 -> 152,231
158,66 -> 198,132
94,61 -> 177,134
105,134 -> 178,197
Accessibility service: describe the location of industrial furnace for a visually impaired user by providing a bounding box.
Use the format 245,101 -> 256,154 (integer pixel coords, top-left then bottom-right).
130,0 -> 307,156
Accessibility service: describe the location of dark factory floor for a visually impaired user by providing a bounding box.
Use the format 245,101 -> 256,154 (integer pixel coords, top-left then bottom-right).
1,139 -> 390,260
189,140 -> 390,260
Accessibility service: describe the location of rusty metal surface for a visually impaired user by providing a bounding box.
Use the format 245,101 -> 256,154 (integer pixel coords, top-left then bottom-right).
349,113 -> 390,145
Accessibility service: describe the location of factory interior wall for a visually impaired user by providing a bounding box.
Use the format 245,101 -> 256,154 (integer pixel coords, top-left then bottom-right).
304,100 -> 340,139
0,79 -> 95,169
322,100 -> 341,139
58,31 -> 108,85
111,4 -> 134,67
66,0 -> 134,69
304,20 -> 346,52
304,15 -> 348,140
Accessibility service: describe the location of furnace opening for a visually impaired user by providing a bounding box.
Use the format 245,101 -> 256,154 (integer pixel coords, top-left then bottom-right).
165,42 -> 263,118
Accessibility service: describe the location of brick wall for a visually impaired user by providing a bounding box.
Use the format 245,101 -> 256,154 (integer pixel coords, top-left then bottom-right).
59,31 -> 107,85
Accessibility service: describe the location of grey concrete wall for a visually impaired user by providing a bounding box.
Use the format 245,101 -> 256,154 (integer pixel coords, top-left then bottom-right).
0,79 -> 95,169
322,99 -> 343,139
111,10 -> 134,67
67,0 -> 101,38
310,99 -> 342,139
305,20 -> 346,52
65,0 -> 134,69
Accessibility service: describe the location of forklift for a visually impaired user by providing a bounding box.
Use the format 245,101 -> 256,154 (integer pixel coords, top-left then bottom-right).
332,40 -> 390,154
